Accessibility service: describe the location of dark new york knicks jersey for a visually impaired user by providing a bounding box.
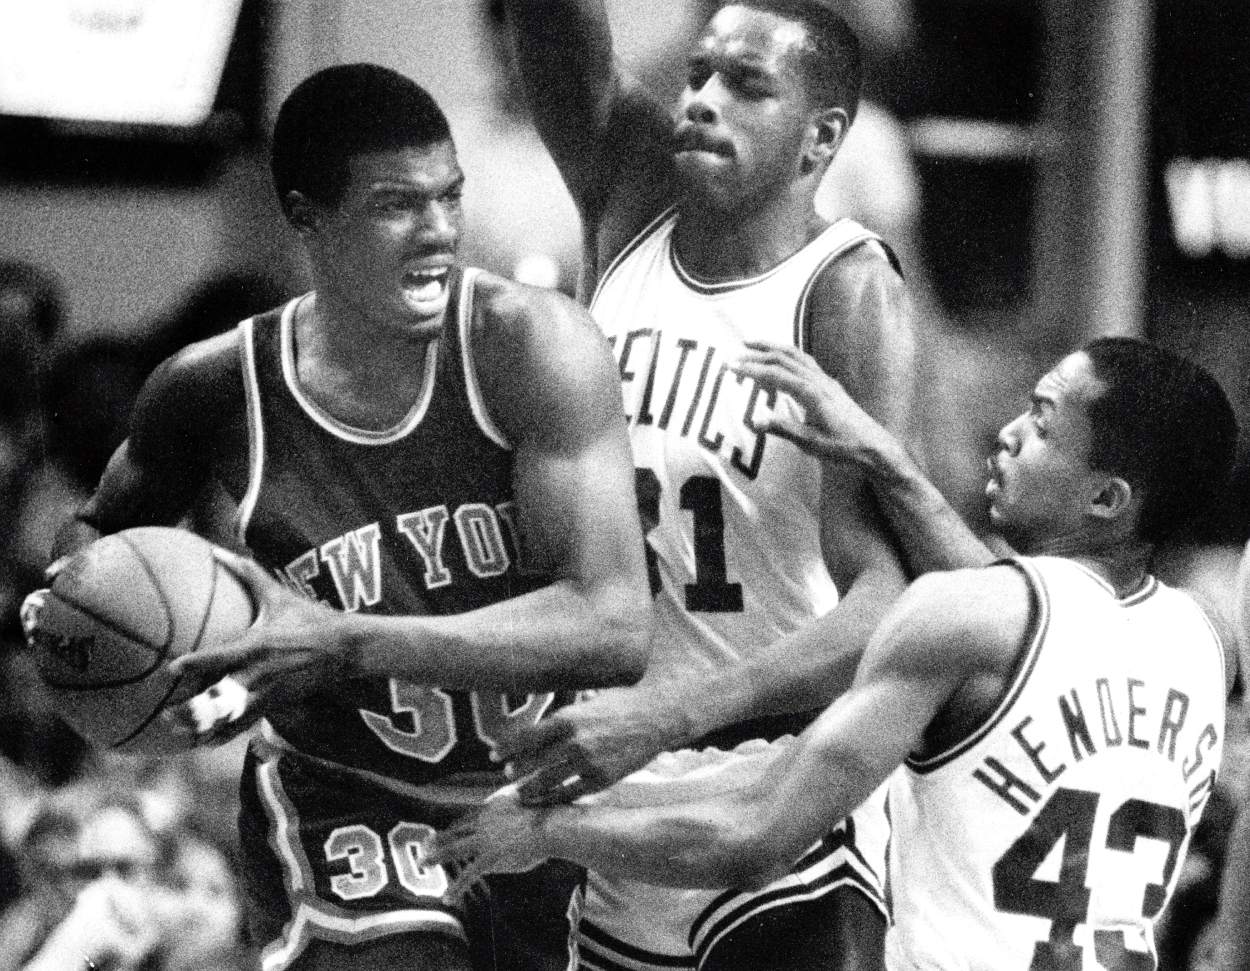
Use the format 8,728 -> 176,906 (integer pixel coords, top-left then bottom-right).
234,268 -> 554,789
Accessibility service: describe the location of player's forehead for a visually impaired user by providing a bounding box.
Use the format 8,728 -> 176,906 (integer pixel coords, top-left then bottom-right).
1033,351 -> 1103,413
693,5 -> 811,77
341,142 -> 463,200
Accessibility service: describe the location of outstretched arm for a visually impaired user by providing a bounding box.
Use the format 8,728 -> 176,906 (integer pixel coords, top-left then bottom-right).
732,341 -> 999,576
433,567 -> 1020,889
502,0 -> 674,230
172,283 -> 652,710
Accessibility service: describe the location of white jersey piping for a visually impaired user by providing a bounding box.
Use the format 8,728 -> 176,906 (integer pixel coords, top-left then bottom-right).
457,267 -> 509,450
236,313 -> 266,544
279,294 -> 439,445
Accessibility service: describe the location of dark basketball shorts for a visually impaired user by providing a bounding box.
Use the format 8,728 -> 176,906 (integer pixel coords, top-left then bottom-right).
570,741 -> 890,971
238,724 -> 581,971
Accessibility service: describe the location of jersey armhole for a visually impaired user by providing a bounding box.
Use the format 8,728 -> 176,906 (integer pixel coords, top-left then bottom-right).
793,226 -> 889,354
905,559 -> 1049,774
459,268 -> 511,451
234,314 -> 264,544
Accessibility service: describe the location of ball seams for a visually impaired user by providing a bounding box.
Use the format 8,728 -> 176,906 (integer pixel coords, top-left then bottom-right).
118,531 -> 178,654
38,597 -> 167,690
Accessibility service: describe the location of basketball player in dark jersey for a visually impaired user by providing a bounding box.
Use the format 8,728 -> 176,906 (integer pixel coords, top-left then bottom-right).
48,65 -> 652,971
491,2 -> 913,970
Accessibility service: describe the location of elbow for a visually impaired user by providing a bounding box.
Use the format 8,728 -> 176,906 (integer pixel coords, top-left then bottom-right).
593,586 -> 653,686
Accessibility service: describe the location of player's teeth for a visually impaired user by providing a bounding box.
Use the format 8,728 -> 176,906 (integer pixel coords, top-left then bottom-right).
404,271 -> 446,303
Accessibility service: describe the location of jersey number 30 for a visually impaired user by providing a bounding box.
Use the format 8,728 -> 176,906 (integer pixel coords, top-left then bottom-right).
992,786 -> 1186,971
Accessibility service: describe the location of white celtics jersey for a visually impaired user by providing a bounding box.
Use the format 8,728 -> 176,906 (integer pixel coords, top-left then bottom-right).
886,556 -> 1227,971
591,207 -> 889,680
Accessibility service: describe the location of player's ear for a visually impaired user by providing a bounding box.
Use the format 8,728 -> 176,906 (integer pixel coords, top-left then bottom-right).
1089,476 -> 1136,523
800,106 -> 848,175
283,191 -> 321,235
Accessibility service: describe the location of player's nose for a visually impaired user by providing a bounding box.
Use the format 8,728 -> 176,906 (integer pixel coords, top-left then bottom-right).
409,201 -> 460,255
996,415 -> 1024,456
683,80 -> 722,126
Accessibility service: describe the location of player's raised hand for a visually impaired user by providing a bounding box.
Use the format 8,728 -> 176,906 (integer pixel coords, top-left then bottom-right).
495,687 -> 687,805
427,785 -> 550,899
730,341 -> 889,465
163,548 -> 350,743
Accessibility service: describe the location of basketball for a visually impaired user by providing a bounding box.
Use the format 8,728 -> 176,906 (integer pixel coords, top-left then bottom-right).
23,527 -> 255,754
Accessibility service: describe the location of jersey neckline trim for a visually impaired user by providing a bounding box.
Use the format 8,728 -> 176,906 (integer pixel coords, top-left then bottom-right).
279,294 -> 440,445
1062,558 -> 1158,606
668,216 -> 862,296
905,558 -> 1050,774
590,205 -> 678,309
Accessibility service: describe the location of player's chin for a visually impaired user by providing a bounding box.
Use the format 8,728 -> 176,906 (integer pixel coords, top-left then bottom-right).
674,156 -> 741,206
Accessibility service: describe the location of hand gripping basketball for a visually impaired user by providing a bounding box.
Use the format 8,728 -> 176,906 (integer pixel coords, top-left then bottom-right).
164,548 -> 352,744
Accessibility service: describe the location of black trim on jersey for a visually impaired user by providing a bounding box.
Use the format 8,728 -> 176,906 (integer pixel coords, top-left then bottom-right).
687,818 -> 880,950
591,206 -> 679,309
792,230 -> 889,354
1063,558 -> 1159,607
669,219 -> 868,297
905,558 -> 1051,775
691,864 -> 885,967
578,919 -> 695,968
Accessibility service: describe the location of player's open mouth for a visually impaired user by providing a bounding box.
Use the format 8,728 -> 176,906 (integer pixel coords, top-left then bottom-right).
402,267 -> 450,314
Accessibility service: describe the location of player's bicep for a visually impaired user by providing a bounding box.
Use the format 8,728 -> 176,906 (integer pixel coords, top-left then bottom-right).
83,341 -> 234,531
490,301 -> 647,594
807,247 -> 915,439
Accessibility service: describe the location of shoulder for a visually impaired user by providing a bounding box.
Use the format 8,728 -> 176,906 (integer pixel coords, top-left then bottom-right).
866,564 -> 1036,735
804,230 -> 914,427
805,236 -> 908,334
131,330 -> 244,431
466,272 -> 621,440
1177,585 -> 1239,696
469,269 -> 600,348
910,563 -> 1033,634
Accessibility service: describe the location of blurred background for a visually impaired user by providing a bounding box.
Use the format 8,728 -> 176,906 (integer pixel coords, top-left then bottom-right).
0,1 -> 1247,968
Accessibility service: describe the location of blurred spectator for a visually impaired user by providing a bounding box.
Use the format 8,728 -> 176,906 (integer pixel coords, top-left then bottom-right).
0,777 -> 248,971
43,272 -> 288,494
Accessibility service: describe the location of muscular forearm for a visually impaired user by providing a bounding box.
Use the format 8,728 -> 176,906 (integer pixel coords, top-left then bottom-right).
504,0 -> 616,156
537,725 -> 864,888
342,577 -> 650,692
860,434 -> 996,575
659,563 -> 906,746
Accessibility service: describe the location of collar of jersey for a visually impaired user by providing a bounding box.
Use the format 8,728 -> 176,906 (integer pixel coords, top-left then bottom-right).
668,215 -> 856,295
1063,557 -> 1158,605
279,294 -> 440,445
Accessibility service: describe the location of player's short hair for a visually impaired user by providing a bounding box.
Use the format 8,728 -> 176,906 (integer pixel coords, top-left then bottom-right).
1082,337 -> 1237,545
271,63 -> 452,208
721,0 -> 862,123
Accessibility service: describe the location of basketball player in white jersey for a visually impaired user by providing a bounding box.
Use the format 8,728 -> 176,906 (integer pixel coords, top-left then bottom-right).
495,1 -> 913,968
437,336 -> 1240,971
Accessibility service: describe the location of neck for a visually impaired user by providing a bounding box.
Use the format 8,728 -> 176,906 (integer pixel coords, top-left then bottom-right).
294,292 -> 441,429
674,185 -> 826,282
1026,533 -> 1155,599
